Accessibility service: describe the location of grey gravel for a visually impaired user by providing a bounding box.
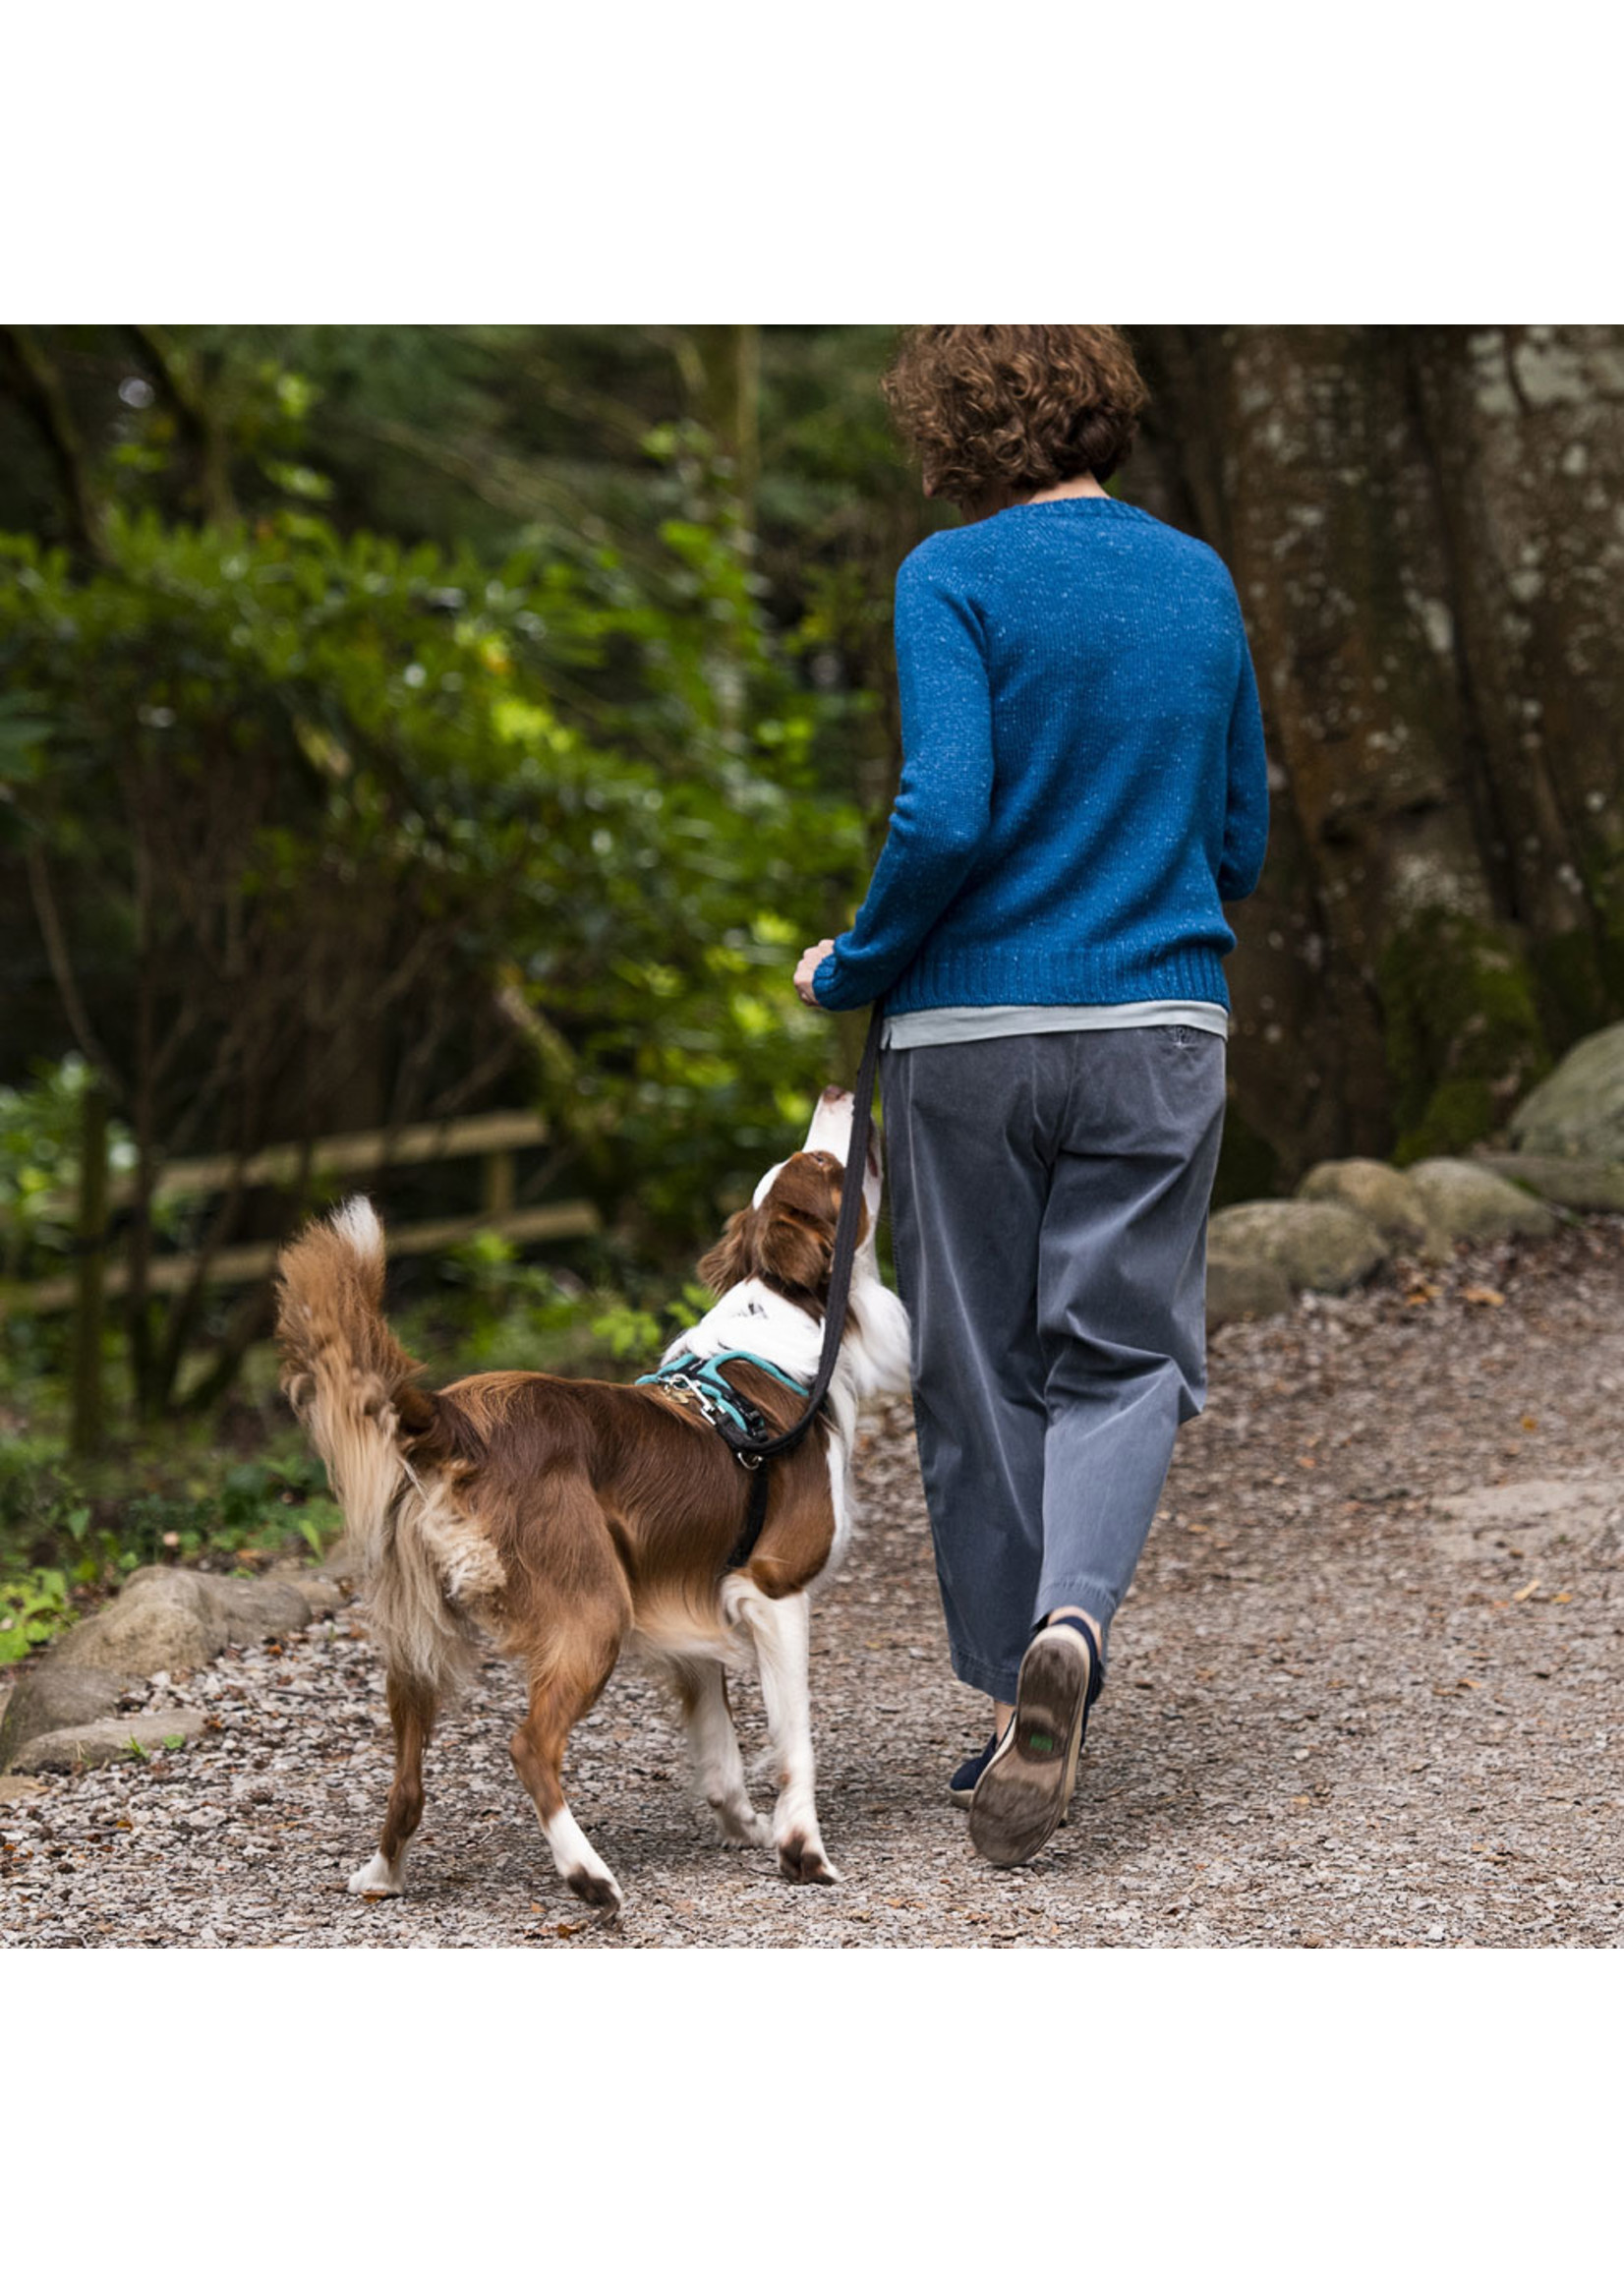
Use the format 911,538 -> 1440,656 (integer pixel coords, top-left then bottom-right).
4,1214 -> 1622,1949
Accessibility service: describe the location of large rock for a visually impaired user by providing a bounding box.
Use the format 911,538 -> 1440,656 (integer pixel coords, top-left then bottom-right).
0,1664 -> 132,1771
9,1709 -> 206,1773
52,1569 -> 224,1676
51,1566 -> 312,1678
1405,1158 -> 1556,1245
1506,1023 -> 1624,1158
195,1573 -> 313,1648
1471,1150 -> 1624,1212
267,1561 -> 348,1617
1207,1199 -> 1389,1294
1206,1253 -> 1295,1327
1297,1158 -> 1443,1255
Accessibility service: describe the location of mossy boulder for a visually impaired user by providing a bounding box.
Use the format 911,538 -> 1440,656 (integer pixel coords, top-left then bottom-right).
1207,1199 -> 1389,1294
1378,906 -> 1551,1164
52,1565 -> 313,1678
1404,1158 -> 1556,1245
1206,1253 -> 1295,1327
0,1665 -> 131,1771
1296,1157 -> 1443,1256
1505,1022 -> 1624,1159
9,1710 -> 206,1774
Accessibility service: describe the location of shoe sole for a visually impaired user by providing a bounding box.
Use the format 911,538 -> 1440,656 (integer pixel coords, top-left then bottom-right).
951,1781 -> 1070,1825
967,1629 -> 1090,1867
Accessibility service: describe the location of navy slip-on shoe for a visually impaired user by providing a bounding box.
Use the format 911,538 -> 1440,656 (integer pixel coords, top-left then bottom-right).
949,1721 -> 1075,1825
948,1729 -> 1001,1809
968,1616 -> 1103,1866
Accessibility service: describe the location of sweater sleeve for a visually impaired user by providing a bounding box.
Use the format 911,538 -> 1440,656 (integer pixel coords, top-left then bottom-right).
1216,634 -> 1270,904
811,548 -> 995,1011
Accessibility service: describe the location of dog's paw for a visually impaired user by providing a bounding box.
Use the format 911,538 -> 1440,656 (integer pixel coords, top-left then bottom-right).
566,1865 -> 625,1923
777,1829 -> 841,1886
347,1851 -> 406,1897
697,1795 -> 774,1849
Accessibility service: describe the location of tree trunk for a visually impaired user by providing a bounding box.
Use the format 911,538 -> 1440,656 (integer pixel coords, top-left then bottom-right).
1131,324 -> 1624,1193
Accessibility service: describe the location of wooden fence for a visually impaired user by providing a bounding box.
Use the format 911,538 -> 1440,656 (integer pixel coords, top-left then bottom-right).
0,1098 -> 602,1450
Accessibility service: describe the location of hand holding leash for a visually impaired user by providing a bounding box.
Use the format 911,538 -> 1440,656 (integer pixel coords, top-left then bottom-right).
794,938 -> 838,1006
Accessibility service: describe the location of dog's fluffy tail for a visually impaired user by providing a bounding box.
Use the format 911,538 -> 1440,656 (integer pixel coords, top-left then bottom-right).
274,1192 -> 436,1545
276,1197 -> 479,1695
275,1197 -> 424,1583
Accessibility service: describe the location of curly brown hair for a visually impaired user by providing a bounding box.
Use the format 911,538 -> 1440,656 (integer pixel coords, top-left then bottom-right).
879,325 -> 1148,509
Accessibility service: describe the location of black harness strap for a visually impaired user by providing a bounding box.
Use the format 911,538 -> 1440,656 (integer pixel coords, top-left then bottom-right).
725,1002 -> 885,1570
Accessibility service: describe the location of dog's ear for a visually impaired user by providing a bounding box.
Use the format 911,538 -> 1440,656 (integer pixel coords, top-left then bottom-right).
752,1152 -> 842,1296
698,1206 -> 757,1295
756,1209 -> 835,1297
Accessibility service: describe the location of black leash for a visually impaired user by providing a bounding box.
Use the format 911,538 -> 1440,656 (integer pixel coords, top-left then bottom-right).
725,1001 -> 885,1569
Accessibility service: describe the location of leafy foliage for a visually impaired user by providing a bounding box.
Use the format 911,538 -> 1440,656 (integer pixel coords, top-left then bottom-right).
0,423 -> 868,1413
0,324 -> 917,1616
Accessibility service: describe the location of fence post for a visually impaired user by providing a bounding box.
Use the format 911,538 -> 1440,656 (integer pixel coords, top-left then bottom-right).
482,1148 -> 516,1217
71,1080 -> 109,1458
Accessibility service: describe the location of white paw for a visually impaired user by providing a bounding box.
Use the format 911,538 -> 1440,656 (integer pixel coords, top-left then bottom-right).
347,1851 -> 406,1897
695,1794 -> 775,1849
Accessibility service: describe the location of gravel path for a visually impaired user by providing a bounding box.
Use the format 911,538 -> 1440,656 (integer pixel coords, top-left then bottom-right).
5,1216 -> 1622,1949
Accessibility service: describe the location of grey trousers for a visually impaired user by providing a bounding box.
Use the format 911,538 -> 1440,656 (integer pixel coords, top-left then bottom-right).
879,1025 -> 1226,1703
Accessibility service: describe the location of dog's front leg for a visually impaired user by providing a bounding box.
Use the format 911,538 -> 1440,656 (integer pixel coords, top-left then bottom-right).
731,1587 -> 840,1886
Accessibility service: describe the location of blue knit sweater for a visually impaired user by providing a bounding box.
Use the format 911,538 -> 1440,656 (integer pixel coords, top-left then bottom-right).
812,496 -> 1270,1017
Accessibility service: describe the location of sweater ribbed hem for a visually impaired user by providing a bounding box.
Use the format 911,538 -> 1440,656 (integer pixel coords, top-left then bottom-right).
880,941 -> 1232,1019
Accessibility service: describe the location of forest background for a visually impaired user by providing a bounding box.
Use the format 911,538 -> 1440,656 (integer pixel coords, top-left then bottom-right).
2,322 -> 1621,1640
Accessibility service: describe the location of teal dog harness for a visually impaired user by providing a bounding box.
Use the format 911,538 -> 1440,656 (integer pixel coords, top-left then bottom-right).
635,1348 -> 809,1472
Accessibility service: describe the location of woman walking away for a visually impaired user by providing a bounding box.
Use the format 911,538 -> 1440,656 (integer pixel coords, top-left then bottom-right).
793,325 -> 1269,1868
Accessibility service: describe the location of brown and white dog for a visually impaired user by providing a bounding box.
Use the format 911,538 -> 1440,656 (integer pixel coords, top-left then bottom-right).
274,1084 -> 911,1921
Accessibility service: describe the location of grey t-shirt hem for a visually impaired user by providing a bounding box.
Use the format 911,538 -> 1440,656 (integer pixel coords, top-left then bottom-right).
880,999 -> 1231,1050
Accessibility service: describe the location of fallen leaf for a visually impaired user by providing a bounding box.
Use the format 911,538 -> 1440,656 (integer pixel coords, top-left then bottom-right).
1462,1285 -> 1504,1307
1552,1592 -> 1573,1604
1512,1578 -> 1541,1602
1297,1455 -> 1317,1470
1459,1678 -> 1482,1689
1520,1415 -> 1538,1432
